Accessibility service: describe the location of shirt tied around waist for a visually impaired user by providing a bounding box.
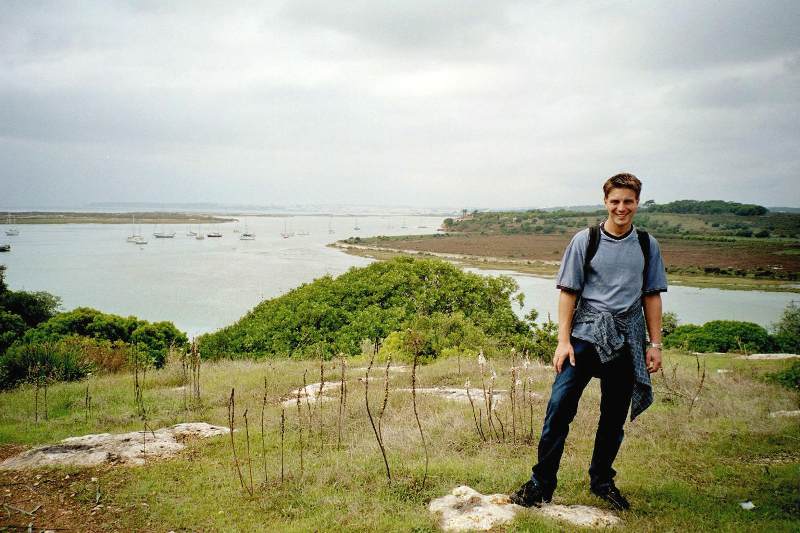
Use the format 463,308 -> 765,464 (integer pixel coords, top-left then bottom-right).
571,298 -> 653,421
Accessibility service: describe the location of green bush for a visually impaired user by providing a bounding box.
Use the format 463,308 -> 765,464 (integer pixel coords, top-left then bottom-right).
0,338 -> 93,390
664,320 -> 773,353
772,303 -> 800,354
378,312 -> 494,364
767,360 -> 800,390
19,307 -> 186,369
661,311 -> 679,337
200,257 -> 530,359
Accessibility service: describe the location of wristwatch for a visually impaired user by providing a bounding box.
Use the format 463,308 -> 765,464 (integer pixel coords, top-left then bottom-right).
649,342 -> 663,350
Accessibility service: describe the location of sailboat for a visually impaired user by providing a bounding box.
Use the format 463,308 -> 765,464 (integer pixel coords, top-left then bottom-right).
195,226 -> 205,240
0,243 -> 10,252
328,216 -> 335,234
5,214 -> 19,236
127,215 -> 144,242
153,223 -> 176,238
186,225 -> 197,237
400,217 -> 408,229
240,218 -> 255,240
207,224 -> 223,238
353,217 -> 361,231
280,218 -> 293,239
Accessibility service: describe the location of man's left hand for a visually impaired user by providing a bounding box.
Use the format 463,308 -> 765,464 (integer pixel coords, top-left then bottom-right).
646,347 -> 662,373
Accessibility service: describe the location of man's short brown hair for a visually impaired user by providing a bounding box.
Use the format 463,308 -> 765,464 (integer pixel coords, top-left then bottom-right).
603,173 -> 642,199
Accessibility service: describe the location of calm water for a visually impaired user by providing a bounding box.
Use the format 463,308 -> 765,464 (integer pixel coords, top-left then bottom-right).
472,269 -> 797,329
2,218 -> 795,337
0,216 -> 441,337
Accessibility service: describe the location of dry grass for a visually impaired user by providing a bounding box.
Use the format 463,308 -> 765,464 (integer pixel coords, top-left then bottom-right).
0,351 -> 798,531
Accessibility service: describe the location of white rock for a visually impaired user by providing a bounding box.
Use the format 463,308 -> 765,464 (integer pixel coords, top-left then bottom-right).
538,503 -> 622,528
397,387 -> 518,404
739,501 -> 755,510
0,422 -> 229,469
429,486 -> 621,531
740,353 -> 800,360
429,485 -> 519,531
769,410 -> 800,418
280,381 -> 343,407
353,365 -> 409,373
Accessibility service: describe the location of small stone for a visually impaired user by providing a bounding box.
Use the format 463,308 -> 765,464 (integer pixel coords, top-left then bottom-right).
739,501 -> 755,510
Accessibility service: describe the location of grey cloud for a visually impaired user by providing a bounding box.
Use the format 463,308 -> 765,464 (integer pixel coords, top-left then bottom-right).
0,1 -> 798,208
622,0 -> 800,69
280,0 -> 517,52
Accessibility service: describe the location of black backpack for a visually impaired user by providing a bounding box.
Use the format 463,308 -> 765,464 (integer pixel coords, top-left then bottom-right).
582,225 -> 651,290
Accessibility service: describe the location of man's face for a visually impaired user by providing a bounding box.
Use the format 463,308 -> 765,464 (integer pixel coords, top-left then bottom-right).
604,187 -> 639,228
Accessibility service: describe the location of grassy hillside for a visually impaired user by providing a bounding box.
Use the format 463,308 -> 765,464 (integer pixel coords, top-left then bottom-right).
0,350 -> 798,531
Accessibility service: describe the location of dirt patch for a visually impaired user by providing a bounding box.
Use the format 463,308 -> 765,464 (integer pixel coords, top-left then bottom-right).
0,467 -> 123,532
352,234 -> 800,274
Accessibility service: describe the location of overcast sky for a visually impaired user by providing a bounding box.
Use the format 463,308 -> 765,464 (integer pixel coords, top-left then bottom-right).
1,0 -> 798,209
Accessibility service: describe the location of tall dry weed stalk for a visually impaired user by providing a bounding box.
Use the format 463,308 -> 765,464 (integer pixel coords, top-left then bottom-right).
261,377 -> 268,484
84,382 -> 92,423
132,348 -> 147,418
227,388 -> 252,496
656,355 -> 707,416
317,356 -> 325,446
244,408 -> 255,495
364,349 -> 391,483
465,381 -> 486,442
296,380 -> 304,480
527,377 -> 535,442
302,369 -> 312,427
337,354 -> 347,450
477,351 -> 498,441
510,362 -> 517,442
409,330 -> 429,489
378,354 -> 391,439
190,340 -> 201,404
280,407 -> 286,484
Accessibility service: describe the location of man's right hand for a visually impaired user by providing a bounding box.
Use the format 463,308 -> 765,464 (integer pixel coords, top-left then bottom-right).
553,341 -> 575,373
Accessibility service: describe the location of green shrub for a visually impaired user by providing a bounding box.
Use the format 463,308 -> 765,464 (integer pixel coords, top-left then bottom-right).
664,320 -> 773,353
0,310 -> 27,353
200,257 -> 530,359
772,303 -> 800,354
767,360 -> 800,390
20,307 -> 186,368
378,312 -> 494,364
661,311 -> 679,337
0,338 -> 93,390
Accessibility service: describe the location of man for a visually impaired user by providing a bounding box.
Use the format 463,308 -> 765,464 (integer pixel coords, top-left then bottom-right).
511,173 -> 667,510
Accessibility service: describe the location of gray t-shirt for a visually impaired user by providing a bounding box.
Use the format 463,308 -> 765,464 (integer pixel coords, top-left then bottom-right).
556,225 -> 668,337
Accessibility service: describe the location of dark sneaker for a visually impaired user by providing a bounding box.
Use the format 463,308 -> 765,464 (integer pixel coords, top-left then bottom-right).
510,479 -> 551,507
591,482 -> 630,511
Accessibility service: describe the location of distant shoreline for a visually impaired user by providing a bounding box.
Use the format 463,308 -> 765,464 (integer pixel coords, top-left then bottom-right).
1,212 -> 235,224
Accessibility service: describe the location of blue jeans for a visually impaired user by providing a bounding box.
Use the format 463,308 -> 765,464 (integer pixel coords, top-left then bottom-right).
531,337 -> 634,495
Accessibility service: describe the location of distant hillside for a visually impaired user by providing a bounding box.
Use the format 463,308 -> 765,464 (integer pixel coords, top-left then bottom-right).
443,203 -> 799,240
643,200 -> 767,216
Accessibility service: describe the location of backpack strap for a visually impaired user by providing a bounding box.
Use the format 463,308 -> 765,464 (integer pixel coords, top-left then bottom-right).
582,225 -> 601,282
636,229 -> 651,290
